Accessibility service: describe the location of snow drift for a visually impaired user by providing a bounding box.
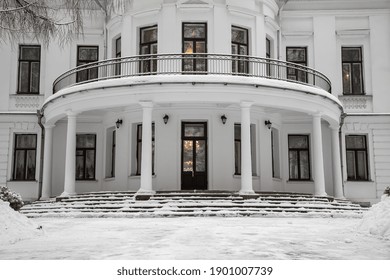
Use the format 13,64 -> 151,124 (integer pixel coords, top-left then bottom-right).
0,200 -> 43,245
359,194 -> 390,239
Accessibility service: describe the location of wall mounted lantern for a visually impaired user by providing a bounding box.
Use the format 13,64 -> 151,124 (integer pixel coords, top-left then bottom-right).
221,114 -> 227,125
116,119 -> 123,129
264,120 -> 272,130
163,114 -> 169,124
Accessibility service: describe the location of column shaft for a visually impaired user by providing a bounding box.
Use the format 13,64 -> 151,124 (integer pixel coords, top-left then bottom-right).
138,102 -> 154,194
240,102 -> 254,194
312,114 -> 327,196
41,125 -> 54,199
331,126 -> 344,198
62,113 -> 77,197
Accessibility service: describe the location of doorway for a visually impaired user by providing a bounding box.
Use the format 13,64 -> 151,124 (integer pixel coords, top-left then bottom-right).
181,122 -> 207,190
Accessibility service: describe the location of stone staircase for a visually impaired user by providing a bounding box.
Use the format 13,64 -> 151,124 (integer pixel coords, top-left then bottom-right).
20,191 -> 367,218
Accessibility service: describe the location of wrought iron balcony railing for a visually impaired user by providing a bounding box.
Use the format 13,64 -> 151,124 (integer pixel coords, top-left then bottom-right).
53,53 -> 331,94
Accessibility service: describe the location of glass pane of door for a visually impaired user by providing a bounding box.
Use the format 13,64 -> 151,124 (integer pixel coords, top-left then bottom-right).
195,140 -> 206,172
183,140 -> 193,172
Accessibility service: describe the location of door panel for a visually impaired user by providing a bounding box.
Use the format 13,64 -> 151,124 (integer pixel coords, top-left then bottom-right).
181,122 -> 207,190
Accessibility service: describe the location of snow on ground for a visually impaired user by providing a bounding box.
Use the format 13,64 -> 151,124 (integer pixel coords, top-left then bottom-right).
0,200 -> 43,245
0,217 -> 389,260
359,195 -> 390,238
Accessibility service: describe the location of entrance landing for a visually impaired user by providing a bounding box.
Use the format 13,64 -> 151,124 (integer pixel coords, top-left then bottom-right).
20,191 -> 366,218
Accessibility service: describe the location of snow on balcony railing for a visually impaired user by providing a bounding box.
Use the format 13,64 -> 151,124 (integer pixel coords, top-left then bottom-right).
53,53 -> 332,94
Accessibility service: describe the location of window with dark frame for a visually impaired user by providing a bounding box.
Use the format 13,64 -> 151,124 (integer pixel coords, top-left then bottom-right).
231,26 -> 249,74
139,25 -> 158,73
76,46 -> 99,83
346,135 -> 369,181
234,124 -> 256,175
182,22 -> 207,72
342,47 -> 364,95
286,47 -> 307,83
115,37 -> 121,76
111,130 -> 116,178
13,134 -> 37,181
76,134 -> 96,180
136,123 -> 155,175
271,128 -> 280,178
266,38 -> 271,76
288,135 -> 310,180
18,45 -> 41,94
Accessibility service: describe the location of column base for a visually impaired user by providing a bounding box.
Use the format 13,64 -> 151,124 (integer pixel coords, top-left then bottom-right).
59,191 -> 77,198
135,190 -> 156,201
314,192 -> 328,197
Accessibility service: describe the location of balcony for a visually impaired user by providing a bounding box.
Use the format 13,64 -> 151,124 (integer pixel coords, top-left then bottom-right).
53,53 -> 331,94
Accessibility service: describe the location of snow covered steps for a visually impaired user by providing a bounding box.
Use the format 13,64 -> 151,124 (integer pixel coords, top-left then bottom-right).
20,191 -> 367,218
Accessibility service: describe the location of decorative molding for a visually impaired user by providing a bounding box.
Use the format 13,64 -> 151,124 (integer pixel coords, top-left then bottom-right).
282,31 -> 313,37
9,95 -> 44,111
336,29 -> 370,37
339,95 -> 373,113
177,0 -> 213,10
264,16 -> 280,31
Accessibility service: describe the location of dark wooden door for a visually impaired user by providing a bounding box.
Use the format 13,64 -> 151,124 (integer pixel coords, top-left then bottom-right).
181,122 -> 207,190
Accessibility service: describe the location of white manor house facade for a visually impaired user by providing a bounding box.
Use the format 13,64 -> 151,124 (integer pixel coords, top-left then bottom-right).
0,0 -> 389,205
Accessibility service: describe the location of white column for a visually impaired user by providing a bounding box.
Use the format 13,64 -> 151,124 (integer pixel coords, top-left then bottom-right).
330,125 -> 344,198
41,124 -> 55,200
240,101 -> 255,195
312,113 -> 327,196
61,112 -> 77,197
137,101 -> 154,194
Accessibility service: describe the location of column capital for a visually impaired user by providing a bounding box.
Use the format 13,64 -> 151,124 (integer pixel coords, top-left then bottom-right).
139,101 -> 154,108
66,110 -> 78,118
240,101 -> 254,108
44,124 -> 55,129
312,112 -> 323,118
329,124 -> 340,131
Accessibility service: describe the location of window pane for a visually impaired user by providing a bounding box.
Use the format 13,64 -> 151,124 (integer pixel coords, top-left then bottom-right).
195,140 -> 206,172
235,141 -> 241,174
346,135 -> 365,149
16,135 -> 36,148
232,44 -> 238,55
232,27 -> 247,44
136,142 -> 142,174
196,42 -> 205,53
184,24 -> 206,39
342,48 -> 361,61
141,26 -> 157,43
30,62 -> 40,92
77,135 -> 95,148
21,46 -> 40,60
19,62 -> 29,93
289,150 -> 299,179
14,150 -> 25,180
352,63 -> 363,93
287,48 -> 306,63
78,47 -> 98,61
288,135 -> 308,149
342,63 -> 352,93
85,150 -> 95,179
76,155 -> 84,179
183,140 -> 193,172
25,150 -> 36,180
234,124 -> 241,140
239,45 -> 247,55
346,150 -> 356,179
357,151 -> 368,180
116,37 -> 121,55
299,150 -> 310,179
184,41 -> 194,54
184,124 -> 205,137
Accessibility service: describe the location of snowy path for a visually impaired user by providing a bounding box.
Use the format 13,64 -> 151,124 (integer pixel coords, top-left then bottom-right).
1,217 -> 389,260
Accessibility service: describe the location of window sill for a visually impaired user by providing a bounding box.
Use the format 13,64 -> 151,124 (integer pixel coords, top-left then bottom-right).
233,174 -> 260,179
76,179 -> 98,183
345,180 -> 373,183
8,180 -> 38,183
272,177 -> 282,182
104,177 -> 115,182
129,174 -> 157,178
287,180 -> 313,184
